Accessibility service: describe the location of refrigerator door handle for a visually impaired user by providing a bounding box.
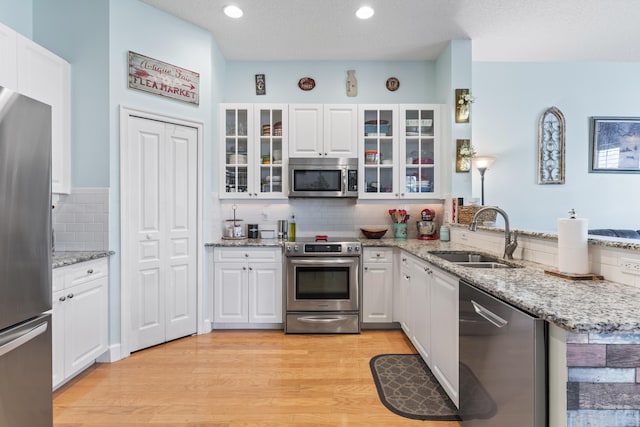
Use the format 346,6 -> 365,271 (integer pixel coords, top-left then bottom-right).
0,322 -> 48,358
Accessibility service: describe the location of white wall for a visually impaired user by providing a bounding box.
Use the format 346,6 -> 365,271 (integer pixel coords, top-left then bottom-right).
473,62 -> 640,231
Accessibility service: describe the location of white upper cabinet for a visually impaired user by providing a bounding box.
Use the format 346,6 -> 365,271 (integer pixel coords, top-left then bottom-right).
289,104 -> 322,157
0,22 -> 17,89
220,104 -> 288,199
359,104 -> 441,200
3,29 -> 71,195
324,104 -> 358,157
289,104 -> 357,158
399,105 -> 441,198
358,104 -> 400,199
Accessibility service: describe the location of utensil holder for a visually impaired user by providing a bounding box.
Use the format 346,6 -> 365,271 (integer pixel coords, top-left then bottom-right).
394,223 -> 408,239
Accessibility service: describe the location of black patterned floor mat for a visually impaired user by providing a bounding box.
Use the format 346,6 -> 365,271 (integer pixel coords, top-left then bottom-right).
370,354 -> 461,421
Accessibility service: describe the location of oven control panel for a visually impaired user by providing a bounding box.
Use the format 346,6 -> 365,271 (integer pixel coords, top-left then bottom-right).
285,242 -> 361,256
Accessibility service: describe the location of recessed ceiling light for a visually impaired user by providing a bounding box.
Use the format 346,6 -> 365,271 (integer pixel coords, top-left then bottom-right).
223,5 -> 243,19
356,6 -> 374,20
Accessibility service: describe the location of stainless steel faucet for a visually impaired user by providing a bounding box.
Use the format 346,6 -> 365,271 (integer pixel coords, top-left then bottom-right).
468,206 -> 518,260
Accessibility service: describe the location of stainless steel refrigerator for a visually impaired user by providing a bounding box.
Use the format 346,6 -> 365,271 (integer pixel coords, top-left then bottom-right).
0,85 -> 53,426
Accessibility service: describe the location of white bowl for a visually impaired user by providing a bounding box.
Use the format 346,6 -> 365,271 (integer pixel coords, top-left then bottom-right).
260,230 -> 275,239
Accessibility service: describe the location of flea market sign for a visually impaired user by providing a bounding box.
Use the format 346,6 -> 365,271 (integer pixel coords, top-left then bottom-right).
128,51 -> 199,105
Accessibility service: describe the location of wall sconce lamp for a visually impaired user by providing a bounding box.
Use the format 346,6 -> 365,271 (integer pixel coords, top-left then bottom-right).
472,156 -> 496,205
455,89 -> 474,123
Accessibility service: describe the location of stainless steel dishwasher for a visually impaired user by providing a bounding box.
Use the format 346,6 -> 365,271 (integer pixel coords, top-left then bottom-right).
459,280 -> 547,427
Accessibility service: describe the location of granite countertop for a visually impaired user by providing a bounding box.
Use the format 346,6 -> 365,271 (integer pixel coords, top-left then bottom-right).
207,237 -> 640,334
52,250 -> 115,269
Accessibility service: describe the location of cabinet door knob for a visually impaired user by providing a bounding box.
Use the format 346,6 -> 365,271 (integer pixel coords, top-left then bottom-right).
243,266 -> 247,270
67,293 -> 74,299
59,296 -> 66,302
146,234 -> 152,240
364,266 -> 368,271
245,253 -> 249,257
87,268 -> 94,274
249,267 -> 253,271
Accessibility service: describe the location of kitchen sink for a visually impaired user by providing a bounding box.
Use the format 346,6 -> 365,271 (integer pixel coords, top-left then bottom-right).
453,261 -> 514,269
429,251 -> 519,269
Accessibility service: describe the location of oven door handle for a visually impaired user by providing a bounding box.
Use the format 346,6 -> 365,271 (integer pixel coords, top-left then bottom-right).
288,258 -> 358,266
298,315 -> 349,323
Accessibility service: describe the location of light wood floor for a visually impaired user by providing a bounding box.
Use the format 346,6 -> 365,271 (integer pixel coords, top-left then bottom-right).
53,330 -> 461,427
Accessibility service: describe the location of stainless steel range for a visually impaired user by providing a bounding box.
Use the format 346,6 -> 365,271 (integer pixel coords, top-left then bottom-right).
285,237 -> 361,334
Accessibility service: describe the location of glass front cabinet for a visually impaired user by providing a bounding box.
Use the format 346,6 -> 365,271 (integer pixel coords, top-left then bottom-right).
220,104 -> 288,199
400,105 -> 440,198
358,104 -> 440,199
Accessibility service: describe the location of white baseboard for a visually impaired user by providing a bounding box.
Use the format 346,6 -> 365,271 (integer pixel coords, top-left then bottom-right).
96,343 -> 123,363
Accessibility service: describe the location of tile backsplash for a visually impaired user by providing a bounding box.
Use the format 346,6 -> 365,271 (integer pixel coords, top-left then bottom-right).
215,198 -> 444,240
52,188 -> 109,251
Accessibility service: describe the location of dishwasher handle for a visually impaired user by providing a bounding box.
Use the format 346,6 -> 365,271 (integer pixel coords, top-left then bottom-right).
471,299 -> 508,328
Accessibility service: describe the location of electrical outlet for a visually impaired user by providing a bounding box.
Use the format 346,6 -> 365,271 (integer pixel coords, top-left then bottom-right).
621,258 -> 640,275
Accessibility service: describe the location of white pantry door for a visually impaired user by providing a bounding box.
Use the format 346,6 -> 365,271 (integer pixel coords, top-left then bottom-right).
126,116 -> 198,353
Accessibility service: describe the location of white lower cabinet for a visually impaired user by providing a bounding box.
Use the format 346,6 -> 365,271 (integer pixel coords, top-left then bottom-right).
394,252 -> 411,333
395,250 -> 459,407
52,258 -> 109,389
409,256 -> 432,365
430,267 -> 459,407
213,247 -> 282,326
362,248 -> 394,324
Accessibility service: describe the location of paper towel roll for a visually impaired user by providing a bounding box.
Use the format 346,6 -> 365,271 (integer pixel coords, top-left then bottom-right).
557,218 -> 589,274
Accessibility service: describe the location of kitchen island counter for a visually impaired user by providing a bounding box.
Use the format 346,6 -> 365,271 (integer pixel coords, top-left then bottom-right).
363,238 -> 640,334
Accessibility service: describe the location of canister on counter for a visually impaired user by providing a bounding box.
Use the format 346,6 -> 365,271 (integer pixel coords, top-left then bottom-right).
247,224 -> 259,239
440,226 -> 450,241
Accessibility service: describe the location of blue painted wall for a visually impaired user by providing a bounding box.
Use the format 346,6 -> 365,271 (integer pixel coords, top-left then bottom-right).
223,60 -> 437,104
33,0 -> 110,188
473,62 -> 640,231
0,0 -> 32,37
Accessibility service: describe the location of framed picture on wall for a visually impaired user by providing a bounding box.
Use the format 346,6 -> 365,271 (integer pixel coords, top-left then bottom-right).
589,116 -> 640,173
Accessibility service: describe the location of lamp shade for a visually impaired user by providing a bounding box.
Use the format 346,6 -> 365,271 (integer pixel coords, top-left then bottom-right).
473,155 -> 496,170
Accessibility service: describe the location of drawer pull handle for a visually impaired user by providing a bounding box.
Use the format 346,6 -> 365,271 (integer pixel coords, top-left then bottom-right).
87,269 -> 94,274
67,293 -> 74,299
59,296 -> 66,302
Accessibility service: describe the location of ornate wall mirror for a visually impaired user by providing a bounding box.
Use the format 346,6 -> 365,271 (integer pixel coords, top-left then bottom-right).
537,107 -> 565,184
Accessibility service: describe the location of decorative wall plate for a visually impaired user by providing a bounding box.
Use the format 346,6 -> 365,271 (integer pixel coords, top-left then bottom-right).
386,77 -> 400,91
298,77 -> 316,91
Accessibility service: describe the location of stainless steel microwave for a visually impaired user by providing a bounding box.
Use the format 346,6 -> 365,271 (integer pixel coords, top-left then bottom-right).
288,157 -> 358,198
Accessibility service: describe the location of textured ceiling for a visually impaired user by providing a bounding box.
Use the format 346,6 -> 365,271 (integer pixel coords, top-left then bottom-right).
140,0 -> 640,62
